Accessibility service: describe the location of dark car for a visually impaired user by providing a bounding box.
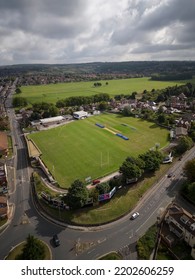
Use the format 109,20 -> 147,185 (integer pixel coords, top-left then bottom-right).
92,179 -> 100,185
167,173 -> 173,178
53,234 -> 60,247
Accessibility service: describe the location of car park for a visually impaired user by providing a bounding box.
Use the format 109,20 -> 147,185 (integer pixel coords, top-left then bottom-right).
53,234 -> 60,247
131,212 -> 139,220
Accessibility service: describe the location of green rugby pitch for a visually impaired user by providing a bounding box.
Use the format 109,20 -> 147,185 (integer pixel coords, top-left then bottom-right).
28,113 -> 169,188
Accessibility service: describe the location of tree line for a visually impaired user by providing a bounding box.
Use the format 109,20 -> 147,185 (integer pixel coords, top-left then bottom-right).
150,73 -> 192,81
56,93 -> 110,108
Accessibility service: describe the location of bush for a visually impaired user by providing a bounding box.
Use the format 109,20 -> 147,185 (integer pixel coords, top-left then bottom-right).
137,225 -> 157,259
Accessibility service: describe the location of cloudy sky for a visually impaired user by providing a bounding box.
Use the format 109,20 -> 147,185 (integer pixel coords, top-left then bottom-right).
0,0 -> 195,65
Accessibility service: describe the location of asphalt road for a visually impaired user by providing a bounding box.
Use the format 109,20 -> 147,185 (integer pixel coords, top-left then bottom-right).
1,84 -> 195,260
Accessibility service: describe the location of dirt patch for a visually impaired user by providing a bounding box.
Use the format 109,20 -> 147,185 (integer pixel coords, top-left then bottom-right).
28,139 -> 41,157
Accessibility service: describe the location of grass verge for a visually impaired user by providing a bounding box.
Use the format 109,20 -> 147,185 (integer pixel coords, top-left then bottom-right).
35,163 -> 172,225
5,240 -> 51,260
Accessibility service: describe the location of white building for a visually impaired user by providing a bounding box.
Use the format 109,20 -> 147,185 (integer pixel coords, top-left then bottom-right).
73,110 -> 88,120
40,116 -> 64,125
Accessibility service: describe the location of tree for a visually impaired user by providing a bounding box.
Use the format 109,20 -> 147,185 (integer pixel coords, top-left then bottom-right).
66,179 -> 89,209
139,150 -> 163,172
89,188 -> 99,203
0,116 -> 9,130
131,91 -> 137,99
157,114 -> 166,124
48,104 -> 59,117
122,105 -> 132,116
12,96 -> 28,107
16,234 -> 46,260
183,159 -> 195,182
186,182 -> 195,202
98,101 -> 108,111
126,156 -> 145,170
96,182 -> 111,195
119,160 -> 142,180
15,87 -> 21,94
176,136 -> 193,154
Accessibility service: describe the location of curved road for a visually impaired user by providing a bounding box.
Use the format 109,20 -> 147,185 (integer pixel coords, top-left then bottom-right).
1,84 -> 195,260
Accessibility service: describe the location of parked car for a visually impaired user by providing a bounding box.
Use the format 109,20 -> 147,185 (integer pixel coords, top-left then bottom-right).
92,179 -> 100,185
131,212 -> 139,220
53,234 -> 60,247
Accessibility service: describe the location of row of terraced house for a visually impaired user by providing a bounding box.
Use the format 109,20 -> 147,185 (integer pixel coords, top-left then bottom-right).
0,131 -> 9,219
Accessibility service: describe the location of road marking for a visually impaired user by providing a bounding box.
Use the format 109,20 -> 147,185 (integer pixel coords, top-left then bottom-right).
154,193 -> 160,200
136,196 -> 175,233
160,188 -> 165,194
98,237 -> 106,243
129,230 -> 134,239
169,178 -> 183,191
149,201 -> 154,206
135,211 -> 155,233
87,248 -> 95,254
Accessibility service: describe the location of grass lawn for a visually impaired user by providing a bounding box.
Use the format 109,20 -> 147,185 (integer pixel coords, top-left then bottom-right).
28,113 -> 169,189
0,218 -> 7,228
20,77 -> 187,104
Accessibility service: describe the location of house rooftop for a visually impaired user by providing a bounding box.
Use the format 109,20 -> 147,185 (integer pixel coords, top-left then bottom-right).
0,132 -> 8,151
167,203 -> 195,236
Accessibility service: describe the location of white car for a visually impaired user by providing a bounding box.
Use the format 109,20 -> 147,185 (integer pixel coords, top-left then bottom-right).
131,212 -> 140,220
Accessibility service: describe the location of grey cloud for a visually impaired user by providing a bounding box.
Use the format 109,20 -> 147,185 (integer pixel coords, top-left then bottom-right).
110,0 -> 195,58
0,0 -> 85,16
0,0 -> 195,65
0,0 -> 89,39
139,0 -> 195,31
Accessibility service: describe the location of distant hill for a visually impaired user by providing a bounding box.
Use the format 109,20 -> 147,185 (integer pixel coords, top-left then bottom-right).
1,61 -> 195,77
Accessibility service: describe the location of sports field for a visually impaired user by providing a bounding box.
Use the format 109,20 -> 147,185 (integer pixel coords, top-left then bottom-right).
20,77 -> 186,104
28,113 -> 169,188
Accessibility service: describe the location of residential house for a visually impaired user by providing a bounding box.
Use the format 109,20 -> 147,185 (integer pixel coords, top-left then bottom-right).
0,131 -> 8,156
175,127 -> 188,138
166,93 -> 187,110
161,203 -> 195,259
0,162 -> 7,188
0,195 -> 8,219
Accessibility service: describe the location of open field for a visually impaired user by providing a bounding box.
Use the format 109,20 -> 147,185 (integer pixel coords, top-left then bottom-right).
20,77 -> 188,104
28,113 -> 169,188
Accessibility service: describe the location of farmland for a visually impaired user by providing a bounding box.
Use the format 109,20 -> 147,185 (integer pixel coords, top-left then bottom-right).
20,77 -> 186,104
28,113 -> 169,188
